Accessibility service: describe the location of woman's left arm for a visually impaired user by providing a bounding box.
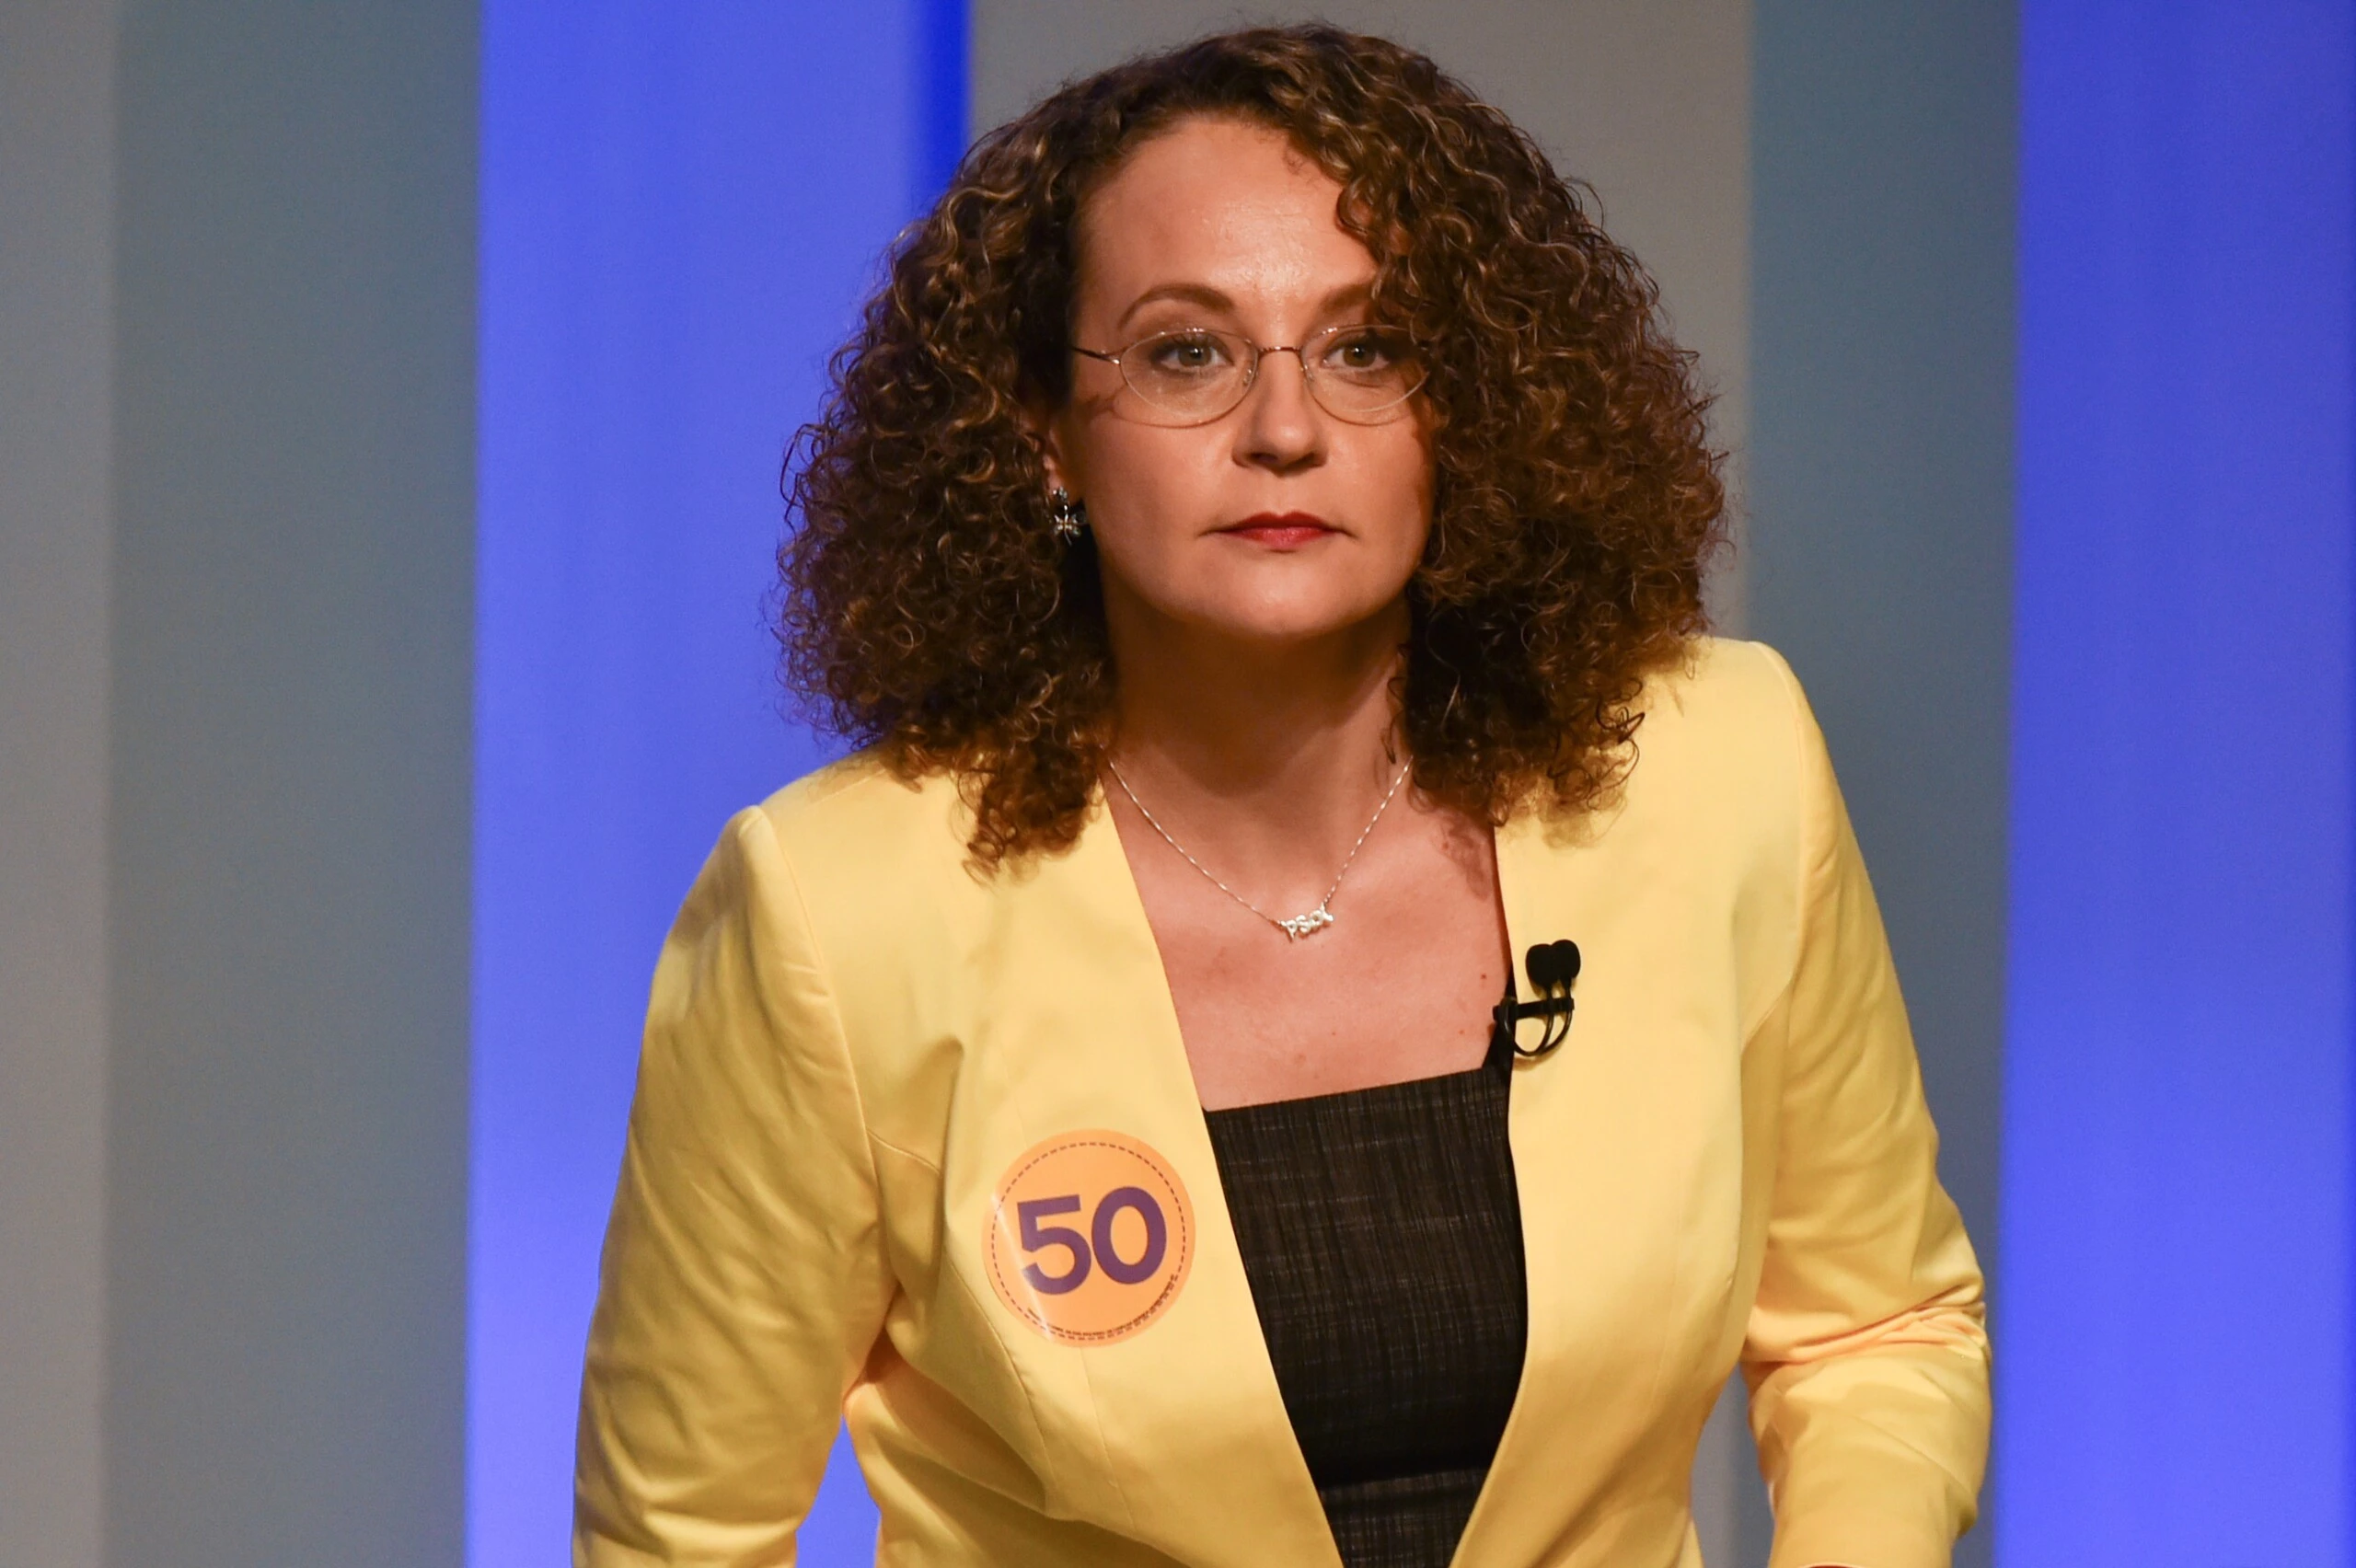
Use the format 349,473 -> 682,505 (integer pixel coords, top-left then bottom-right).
1740,651 -> 1992,1568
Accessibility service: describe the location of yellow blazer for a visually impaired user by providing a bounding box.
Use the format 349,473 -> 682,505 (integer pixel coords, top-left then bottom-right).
573,637 -> 1990,1568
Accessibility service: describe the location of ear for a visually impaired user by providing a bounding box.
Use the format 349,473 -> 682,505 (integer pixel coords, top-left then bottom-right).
1020,394 -> 1077,498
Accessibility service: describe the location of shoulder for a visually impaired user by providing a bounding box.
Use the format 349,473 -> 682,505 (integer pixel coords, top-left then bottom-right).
1633,635 -> 1809,754
710,748 -> 993,966
718,749 -> 980,907
1514,635 -> 1822,907
750,749 -> 968,860
1612,635 -> 1819,814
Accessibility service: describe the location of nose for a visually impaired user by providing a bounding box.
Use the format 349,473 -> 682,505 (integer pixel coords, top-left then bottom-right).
1236,345 -> 1324,471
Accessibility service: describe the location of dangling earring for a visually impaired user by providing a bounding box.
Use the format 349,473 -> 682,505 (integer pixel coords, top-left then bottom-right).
1049,487 -> 1088,544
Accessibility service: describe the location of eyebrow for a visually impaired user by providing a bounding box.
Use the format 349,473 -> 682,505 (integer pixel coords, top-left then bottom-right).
1114,279 -> 1374,333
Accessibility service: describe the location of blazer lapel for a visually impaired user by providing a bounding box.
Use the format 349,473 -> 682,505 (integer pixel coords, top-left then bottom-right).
967,799 -> 1342,1568
1450,811 -> 1740,1564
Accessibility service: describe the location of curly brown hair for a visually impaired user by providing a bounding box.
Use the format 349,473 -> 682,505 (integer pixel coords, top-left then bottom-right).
780,23 -> 1724,864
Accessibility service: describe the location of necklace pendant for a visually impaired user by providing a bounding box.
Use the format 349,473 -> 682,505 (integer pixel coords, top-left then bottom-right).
1276,905 -> 1335,940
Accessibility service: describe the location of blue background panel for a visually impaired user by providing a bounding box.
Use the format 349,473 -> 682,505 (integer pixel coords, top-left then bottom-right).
2004,3 -> 2355,1561
472,5 -> 963,1561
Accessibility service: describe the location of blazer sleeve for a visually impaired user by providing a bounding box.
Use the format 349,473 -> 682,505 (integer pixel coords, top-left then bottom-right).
574,806 -> 894,1567
1742,654 -> 1993,1568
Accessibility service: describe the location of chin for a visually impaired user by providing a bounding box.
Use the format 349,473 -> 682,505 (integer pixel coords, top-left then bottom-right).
1183,592 -> 1403,648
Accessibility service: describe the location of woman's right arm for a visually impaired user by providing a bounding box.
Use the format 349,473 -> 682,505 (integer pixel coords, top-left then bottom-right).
574,806 -> 893,1567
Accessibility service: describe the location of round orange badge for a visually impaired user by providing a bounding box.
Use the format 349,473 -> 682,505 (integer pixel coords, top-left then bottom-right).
984,1129 -> 1195,1343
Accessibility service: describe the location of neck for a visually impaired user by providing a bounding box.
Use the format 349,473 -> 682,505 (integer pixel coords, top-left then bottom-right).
1104,598 -> 1412,880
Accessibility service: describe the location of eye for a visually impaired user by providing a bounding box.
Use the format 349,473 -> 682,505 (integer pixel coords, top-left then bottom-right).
1140,330 -> 1236,375
1320,328 -> 1412,373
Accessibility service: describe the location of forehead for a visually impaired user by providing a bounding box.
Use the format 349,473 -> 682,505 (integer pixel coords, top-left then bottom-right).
1073,116 -> 1372,316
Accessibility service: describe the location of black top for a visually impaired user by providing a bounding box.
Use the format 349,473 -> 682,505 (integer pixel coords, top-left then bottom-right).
1202,1020 -> 1528,1568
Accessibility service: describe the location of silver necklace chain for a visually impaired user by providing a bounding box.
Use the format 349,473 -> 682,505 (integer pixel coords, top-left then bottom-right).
1105,756 -> 1409,940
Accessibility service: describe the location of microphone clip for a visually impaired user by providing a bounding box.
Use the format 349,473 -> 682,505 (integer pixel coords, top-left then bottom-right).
1494,939 -> 1581,1059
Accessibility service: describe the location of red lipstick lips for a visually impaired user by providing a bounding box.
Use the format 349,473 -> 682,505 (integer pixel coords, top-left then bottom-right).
1219,512 -> 1336,549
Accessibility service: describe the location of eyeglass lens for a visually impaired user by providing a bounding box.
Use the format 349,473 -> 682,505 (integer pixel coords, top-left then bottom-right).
1113,327 -> 1424,425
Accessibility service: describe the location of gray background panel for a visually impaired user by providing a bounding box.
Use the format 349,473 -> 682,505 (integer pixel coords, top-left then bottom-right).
100,3 -> 478,1564
0,3 -> 117,1564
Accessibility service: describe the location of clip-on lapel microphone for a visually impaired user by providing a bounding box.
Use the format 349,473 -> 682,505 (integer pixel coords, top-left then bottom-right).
1493,939 -> 1581,1059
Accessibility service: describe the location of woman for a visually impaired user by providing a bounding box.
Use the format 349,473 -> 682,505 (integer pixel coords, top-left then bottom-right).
574,25 -> 1988,1568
